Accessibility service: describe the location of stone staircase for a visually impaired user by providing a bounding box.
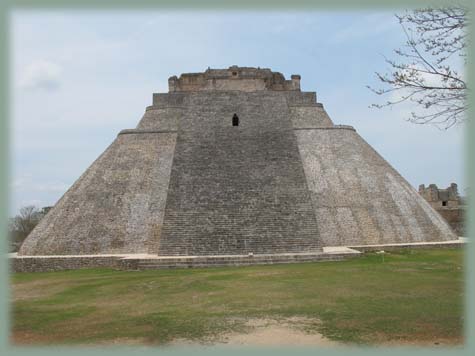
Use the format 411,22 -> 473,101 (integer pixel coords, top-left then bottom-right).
117,250 -> 360,270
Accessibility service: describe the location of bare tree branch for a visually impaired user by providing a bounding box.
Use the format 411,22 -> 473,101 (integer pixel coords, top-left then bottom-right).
368,6 -> 468,129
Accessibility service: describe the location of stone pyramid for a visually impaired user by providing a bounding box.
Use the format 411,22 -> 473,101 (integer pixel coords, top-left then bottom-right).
19,66 -> 456,257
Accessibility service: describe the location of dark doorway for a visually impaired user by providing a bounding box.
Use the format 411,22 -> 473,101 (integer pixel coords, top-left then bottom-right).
232,114 -> 239,126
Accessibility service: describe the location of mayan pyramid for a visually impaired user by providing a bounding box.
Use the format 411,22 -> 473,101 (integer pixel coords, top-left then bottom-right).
19,66 -> 456,257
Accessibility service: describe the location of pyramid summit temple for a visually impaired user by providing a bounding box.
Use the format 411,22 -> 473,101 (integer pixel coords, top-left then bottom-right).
18,66 -> 456,261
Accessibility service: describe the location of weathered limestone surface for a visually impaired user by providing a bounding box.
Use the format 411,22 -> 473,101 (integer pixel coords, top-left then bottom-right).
418,183 -> 466,235
137,108 -> 181,131
158,91 -> 321,255
19,133 -> 176,255
12,255 -> 123,272
296,128 -> 456,246
436,207 -> 466,236
419,183 -> 460,208
11,252 -> 359,272
289,106 -> 333,128
168,66 -> 301,92
18,66 -> 456,258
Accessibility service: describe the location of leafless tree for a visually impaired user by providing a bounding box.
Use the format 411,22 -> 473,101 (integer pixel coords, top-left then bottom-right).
9,206 -> 51,252
12,206 -> 40,234
368,6 -> 468,129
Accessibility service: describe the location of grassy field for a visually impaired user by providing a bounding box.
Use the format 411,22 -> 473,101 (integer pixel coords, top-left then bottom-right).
11,248 -> 464,346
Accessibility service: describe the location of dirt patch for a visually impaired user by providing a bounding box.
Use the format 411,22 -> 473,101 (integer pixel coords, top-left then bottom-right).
222,319 -> 339,346
171,317 -> 342,347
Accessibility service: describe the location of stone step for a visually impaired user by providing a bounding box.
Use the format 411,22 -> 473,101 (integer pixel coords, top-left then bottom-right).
117,252 -> 357,270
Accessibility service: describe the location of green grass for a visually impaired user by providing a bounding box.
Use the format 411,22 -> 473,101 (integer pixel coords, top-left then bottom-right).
11,248 -> 464,346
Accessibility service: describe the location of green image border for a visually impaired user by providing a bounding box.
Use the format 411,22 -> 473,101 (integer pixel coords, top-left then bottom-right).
0,0 -> 473,355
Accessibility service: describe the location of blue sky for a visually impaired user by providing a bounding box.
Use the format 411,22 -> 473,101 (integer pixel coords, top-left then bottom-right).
9,10 -> 466,215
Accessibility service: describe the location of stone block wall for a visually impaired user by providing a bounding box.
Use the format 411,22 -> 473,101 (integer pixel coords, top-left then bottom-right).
418,183 -> 465,236
436,207 -> 466,236
11,256 -> 122,273
419,183 -> 460,208
289,106 -> 333,128
137,108 -> 181,130
295,128 -> 456,246
18,66 -> 457,259
158,91 -> 321,255
168,66 -> 300,92
19,132 -> 177,255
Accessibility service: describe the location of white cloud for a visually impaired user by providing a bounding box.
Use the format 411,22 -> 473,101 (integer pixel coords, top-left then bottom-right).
19,60 -> 62,91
